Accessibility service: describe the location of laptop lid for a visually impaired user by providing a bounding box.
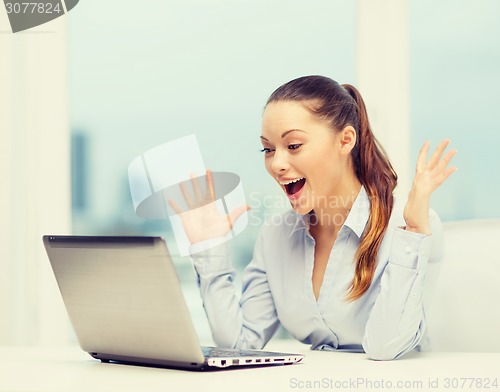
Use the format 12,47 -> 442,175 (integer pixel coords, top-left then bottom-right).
43,235 -> 206,366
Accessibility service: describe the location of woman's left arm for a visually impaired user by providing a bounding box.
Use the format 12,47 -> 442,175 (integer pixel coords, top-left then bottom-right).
403,139 -> 457,236
362,140 -> 457,360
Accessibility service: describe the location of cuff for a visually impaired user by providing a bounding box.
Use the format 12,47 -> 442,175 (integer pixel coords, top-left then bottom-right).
189,237 -> 228,254
389,228 -> 432,269
190,238 -> 233,276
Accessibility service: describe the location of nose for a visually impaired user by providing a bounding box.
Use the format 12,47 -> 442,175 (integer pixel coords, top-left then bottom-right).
269,149 -> 289,174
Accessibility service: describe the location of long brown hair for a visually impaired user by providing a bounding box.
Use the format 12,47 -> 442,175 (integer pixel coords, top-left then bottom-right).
266,75 -> 398,301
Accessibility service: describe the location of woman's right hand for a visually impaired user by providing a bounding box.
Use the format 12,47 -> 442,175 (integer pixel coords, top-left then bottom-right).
167,170 -> 250,244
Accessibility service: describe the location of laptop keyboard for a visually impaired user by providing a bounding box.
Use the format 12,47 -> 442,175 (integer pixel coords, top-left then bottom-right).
202,346 -> 263,358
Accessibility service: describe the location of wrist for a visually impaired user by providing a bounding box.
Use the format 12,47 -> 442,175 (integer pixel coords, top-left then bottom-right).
404,224 -> 431,236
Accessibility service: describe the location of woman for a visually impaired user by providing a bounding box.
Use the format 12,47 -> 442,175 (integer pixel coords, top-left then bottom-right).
169,75 -> 457,360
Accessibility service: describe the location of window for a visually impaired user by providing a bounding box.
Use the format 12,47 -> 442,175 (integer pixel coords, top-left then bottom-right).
69,1 -> 357,343
409,0 -> 500,220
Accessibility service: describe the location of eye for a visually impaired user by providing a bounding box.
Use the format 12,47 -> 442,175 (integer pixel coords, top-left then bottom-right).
260,147 -> 275,155
288,144 -> 302,150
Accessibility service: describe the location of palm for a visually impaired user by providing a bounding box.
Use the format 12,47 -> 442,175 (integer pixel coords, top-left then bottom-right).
168,170 -> 249,244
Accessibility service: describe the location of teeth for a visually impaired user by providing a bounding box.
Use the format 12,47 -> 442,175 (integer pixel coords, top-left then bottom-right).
279,178 -> 304,185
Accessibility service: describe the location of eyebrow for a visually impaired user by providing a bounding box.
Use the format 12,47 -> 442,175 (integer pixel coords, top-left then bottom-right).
260,129 -> 307,141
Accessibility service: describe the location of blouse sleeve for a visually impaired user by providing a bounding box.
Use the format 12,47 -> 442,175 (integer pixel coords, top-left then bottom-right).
362,209 -> 444,360
190,227 -> 281,349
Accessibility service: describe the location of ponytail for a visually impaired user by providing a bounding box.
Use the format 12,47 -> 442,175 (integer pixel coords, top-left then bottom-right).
266,75 -> 398,301
341,84 -> 397,301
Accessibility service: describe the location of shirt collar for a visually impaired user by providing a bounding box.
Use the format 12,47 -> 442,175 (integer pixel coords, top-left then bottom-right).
343,185 -> 370,238
288,185 -> 371,239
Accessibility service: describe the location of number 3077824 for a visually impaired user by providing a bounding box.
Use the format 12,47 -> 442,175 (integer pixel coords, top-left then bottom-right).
5,2 -> 63,14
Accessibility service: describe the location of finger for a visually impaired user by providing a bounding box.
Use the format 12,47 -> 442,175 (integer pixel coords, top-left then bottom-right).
428,139 -> 451,169
435,166 -> 458,186
227,205 -> 251,228
179,181 -> 194,209
435,148 -> 457,173
168,198 -> 184,215
190,173 -> 203,202
416,141 -> 431,173
205,169 -> 215,202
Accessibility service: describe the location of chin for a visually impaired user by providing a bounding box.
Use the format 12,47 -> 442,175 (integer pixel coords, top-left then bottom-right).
288,198 -> 312,216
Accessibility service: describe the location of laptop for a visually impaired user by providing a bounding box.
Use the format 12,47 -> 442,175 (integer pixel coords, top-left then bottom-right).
42,235 -> 304,370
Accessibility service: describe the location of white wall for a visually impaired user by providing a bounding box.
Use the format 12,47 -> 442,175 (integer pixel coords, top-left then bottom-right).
0,15 -> 72,345
357,0 -> 411,197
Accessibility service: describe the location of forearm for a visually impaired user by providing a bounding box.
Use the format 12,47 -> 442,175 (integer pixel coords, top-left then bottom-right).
362,228 -> 434,360
191,240 -> 280,349
191,242 -> 244,348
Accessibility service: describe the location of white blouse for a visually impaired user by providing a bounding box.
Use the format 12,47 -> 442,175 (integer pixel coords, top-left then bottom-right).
190,186 -> 443,360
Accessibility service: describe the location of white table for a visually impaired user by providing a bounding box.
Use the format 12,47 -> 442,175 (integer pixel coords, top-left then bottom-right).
0,340 -> 499,392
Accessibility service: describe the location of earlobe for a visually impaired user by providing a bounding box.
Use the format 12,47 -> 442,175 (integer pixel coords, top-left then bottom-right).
339,126 -> 357,154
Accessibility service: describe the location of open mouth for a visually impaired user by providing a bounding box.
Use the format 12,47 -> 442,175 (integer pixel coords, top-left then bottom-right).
283,178 -> 306,196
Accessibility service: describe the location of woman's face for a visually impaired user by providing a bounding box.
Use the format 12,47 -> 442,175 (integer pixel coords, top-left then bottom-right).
261,100 -> 355,215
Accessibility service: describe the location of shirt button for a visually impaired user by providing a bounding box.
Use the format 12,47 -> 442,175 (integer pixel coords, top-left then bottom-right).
404,246 -> 412,254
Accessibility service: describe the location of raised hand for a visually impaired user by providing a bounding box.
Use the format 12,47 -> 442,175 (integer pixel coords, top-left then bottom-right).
168,170 -> 250,244
404,139 -> 457,235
